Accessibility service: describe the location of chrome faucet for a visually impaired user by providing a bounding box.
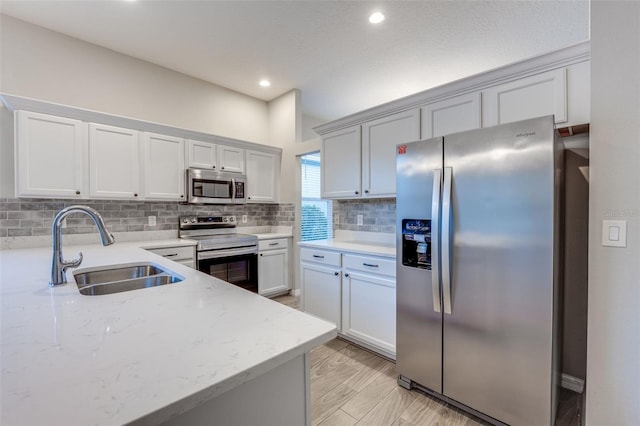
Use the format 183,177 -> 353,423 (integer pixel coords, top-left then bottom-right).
50,205 -> 115,286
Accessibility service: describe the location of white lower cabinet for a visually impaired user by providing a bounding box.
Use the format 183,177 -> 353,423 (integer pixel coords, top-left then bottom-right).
145,245 -> 195,269
301,248 -> 342,329
300,246 -> 396,357
342,254 -> 396,358
258,238 -> 290,297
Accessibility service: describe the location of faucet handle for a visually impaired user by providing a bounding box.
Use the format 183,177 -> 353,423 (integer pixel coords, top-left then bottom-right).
63,252 -> 83,269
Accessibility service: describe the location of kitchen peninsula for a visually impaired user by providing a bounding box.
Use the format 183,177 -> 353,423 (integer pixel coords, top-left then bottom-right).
0,241 -> 336,425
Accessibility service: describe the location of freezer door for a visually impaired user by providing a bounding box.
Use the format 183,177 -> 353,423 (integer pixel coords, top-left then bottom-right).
442,116 -> 557,425
396,137 -> 443,393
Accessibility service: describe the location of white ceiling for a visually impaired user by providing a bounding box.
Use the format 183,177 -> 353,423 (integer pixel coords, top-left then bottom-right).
0,1 -> 589,122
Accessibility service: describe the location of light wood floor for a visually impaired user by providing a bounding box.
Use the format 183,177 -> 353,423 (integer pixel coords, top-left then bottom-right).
273,294 -> 582,426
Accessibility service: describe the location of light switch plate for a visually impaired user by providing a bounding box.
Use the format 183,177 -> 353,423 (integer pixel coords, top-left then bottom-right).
242,215 -> 248,224
148,216 -> 156,227
602,220 -> 627,247
357,214 -> 363,226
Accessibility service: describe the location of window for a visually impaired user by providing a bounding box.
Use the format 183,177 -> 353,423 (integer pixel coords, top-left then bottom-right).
301,152 -> 333,241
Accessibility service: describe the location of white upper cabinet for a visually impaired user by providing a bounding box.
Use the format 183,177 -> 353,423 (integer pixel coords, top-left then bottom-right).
141,132 -> 185,201
89,123 -> 140,200
421,93 -> 481,138
321,126 -> 362,198
482,68 -> 567,127
362,109 -> 420,198
186,140 -> 245,173
16,111 -> 86,198
186,139 -> 217,170
217,145 -> 245,173
246,150 -> 279,203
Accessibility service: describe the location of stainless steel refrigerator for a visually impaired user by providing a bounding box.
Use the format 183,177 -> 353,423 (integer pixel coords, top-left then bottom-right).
396,115 -> 562,425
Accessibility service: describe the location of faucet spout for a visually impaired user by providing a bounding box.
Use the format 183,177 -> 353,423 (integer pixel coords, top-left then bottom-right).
50,205 -> 115,287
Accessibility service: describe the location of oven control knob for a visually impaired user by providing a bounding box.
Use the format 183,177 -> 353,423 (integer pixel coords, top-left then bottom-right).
183,219 -> 189,224
191,218 -> 196,223
223,217 -> 228,222
229,217 -> 235,222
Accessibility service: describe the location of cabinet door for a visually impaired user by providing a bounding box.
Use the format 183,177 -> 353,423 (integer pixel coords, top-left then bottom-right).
246,150 -> 279,203
16,111 -> 86,198
342,271 -> 396,357
186,139 -> 217,170
89,123 -> 140,199
217,145 -> 245,173
258,248 -> 289,296
141,133 -> 185,200
321,126 -> 361,198
483,68 -> 567,127
362,109 -> 420,197
301,262 -> 342,329
421,93 -> 481,138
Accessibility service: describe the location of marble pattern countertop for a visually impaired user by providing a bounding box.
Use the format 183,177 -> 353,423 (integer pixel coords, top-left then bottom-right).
0,241 -> 336,426
298,239 -> 396,258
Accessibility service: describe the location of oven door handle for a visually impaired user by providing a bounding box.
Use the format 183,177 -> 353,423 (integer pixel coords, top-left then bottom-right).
197,246 -> 258,260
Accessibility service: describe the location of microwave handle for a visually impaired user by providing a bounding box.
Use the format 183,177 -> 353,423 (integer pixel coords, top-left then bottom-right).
231,178 -> 237,200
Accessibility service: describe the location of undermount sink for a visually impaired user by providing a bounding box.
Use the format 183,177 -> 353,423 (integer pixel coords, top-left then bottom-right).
73,262 -> 183,296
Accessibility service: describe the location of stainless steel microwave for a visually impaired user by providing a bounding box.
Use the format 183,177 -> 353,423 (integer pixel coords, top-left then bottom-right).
186,168 -> 246,204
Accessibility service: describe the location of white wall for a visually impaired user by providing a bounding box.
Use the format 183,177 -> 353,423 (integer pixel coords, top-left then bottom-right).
0,15 -> 269,144
268,89 -> 300,204
586,2 -> 640,425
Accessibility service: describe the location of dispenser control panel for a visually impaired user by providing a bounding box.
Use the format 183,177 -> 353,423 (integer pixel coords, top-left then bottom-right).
401,219 -> 431,270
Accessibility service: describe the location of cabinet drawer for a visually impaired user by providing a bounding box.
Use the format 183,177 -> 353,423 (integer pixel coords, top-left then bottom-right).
146,246 -> 194,261
343,254 -> 396,277
259,238 -> 289,251
300,248 -> 341,267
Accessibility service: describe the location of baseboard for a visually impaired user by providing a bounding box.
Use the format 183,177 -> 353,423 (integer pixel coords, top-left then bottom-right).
290,289 -> 301,297
561,373 -> 584,393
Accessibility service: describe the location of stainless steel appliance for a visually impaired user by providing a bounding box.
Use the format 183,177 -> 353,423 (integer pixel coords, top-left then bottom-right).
179,215 -> 258,292
186,168 -> 246,204
396,115 -> 562,425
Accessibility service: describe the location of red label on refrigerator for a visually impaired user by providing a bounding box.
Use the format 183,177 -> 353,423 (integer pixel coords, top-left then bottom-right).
398,145 -> 407,154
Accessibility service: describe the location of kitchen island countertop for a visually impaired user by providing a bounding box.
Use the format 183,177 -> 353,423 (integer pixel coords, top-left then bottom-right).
0,241 -> 336,425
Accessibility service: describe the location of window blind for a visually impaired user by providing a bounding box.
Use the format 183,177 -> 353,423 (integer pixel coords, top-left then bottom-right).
301,153 -> 333,241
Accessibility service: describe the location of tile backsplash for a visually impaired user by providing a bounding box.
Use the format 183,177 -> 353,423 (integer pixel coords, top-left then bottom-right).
333,199 -> 396,233
0,198 -> 294,238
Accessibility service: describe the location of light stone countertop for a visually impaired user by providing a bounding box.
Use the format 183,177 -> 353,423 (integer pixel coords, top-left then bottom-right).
0,241 -> 336,426
250,232 -> 293,240
298,239 -> 396,258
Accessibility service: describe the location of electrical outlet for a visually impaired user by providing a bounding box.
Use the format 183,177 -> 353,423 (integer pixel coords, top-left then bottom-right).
357,214 -> 363,226
148,216 -> 157,226
334,215 -> 340,225
242,215 -> 248,224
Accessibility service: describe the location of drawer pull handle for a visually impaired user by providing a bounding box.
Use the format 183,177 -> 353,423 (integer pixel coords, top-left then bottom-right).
363,263 -> 379,268
164,253 -> 179,257
313,255 -> 325,259
269,242 -> 279,246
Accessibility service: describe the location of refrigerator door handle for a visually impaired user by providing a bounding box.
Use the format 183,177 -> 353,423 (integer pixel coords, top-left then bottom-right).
431,168 -> 442,313
442,167 -> 453,315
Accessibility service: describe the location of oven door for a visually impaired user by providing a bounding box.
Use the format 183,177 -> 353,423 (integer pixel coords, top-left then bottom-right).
197,247 -> 258,293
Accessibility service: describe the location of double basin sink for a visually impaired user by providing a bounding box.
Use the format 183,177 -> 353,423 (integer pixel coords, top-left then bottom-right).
73,262 -> 183,296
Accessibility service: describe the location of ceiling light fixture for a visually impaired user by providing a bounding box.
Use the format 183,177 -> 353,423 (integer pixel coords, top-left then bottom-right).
369,12 -> 385,24
259,80 -> 271,87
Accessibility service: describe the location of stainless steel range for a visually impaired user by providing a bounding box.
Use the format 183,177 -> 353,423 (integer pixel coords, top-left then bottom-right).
179,215 -> 258,293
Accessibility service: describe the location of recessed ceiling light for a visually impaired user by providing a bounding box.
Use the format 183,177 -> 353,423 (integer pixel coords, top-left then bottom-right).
369,12 -> 385,24
259,80 -> 271,87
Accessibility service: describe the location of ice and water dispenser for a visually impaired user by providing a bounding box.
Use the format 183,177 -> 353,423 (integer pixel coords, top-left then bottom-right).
401,219 -> 431,270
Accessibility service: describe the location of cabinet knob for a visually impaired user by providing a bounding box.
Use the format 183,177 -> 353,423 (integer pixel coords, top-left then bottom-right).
212,165 -> 216,169
75,190 -> 81,195
134,193 -> 138,197
260,253 -> 263,256
248,197 -> 251,200
180,195 -> 184,198
355,191 -> 359,195
221,166 -> 225,170
334,272 -> 339,276
345,273 -> 349,277
365,190 -> 369,194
